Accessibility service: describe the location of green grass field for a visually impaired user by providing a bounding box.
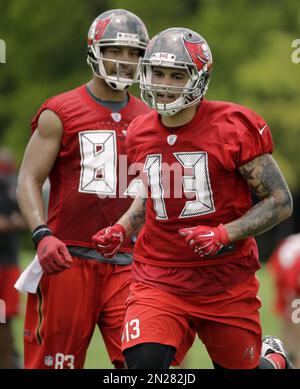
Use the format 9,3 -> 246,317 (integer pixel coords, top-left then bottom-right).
13,251 -> 279,369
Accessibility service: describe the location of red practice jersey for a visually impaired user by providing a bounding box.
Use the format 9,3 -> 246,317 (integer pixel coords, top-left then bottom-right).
31,85 -> 150,251
268,234 -> 300,316
126,98 -> 274,294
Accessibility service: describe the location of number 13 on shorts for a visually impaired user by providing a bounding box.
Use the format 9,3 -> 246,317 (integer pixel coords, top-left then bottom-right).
122,319 -> 140,343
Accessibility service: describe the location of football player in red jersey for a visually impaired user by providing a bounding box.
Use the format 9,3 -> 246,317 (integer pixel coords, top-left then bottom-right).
16,9 -> 150,369
267,233 -> 300,368
92,28 -> 294,369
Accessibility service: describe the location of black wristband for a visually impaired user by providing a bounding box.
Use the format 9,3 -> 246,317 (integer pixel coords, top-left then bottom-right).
32,224 -> 53,249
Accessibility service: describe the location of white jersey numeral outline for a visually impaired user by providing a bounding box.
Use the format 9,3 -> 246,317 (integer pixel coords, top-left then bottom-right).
78,131 -> 117,195
144,154 -> 168,220
145,151 -> 215,219
78,130 -> 140,197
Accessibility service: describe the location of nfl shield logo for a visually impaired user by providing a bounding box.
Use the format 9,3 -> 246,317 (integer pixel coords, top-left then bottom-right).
44,355 -> 54,366
111,112 -> 122,122
167,134 -> 177,145
243,345 -> 255,361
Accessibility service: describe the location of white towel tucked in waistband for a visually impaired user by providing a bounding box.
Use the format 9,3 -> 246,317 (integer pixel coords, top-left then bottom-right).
14,255 -> 43,294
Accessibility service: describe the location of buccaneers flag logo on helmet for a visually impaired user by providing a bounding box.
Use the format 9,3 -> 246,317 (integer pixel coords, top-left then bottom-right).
88,17 -> 111,45
183,38 -> 212,73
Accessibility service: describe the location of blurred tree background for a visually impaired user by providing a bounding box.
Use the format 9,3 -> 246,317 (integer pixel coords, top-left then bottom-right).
0,0 -> 300,256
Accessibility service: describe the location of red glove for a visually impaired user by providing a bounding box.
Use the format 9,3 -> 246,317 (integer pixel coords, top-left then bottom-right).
92,224 -> 126,259
179,224 -> 229,257
37,236 -> 73,275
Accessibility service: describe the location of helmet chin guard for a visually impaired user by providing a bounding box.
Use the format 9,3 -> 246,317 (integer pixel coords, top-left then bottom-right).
140,27 -> 212,114
87,9 -> 149,91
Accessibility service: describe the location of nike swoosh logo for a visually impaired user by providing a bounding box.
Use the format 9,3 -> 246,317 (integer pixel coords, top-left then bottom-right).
258,124 -> 267,135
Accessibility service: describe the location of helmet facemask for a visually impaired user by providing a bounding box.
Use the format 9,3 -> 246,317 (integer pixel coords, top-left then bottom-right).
88,41 -> 144,91
140,60 -> 209,116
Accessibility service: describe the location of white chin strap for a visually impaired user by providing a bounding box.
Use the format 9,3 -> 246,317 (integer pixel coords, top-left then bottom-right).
156,95 -> 186,116
102,75 -> 132,91
157,108 -> 180,116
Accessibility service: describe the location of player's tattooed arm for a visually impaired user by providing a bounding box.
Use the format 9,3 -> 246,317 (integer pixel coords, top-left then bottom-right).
117,195 -> 147,236
225,153 -> 293,241
129,197 -> 147,232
